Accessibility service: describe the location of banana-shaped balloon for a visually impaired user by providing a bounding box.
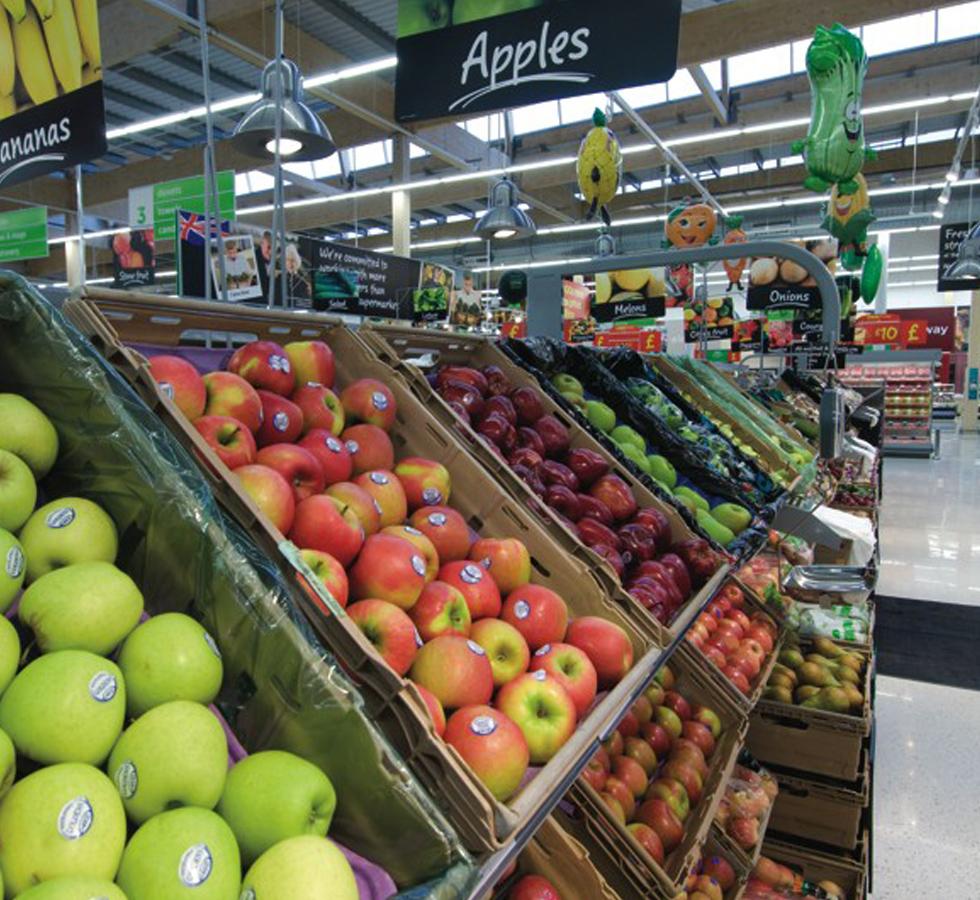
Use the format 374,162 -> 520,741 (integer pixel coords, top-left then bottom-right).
577,108 -> 622,227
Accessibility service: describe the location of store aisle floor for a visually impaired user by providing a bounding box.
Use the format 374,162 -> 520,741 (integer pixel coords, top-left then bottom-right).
876,430 -> 980,605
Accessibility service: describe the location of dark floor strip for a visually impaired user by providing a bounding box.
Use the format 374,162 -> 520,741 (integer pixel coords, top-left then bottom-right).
874,595 -> 980,691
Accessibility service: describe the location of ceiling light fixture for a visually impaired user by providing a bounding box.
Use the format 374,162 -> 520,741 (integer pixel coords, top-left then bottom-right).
474,178 -> 536,240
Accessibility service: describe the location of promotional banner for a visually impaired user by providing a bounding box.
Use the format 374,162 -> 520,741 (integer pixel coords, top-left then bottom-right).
894,307 -> 956,351
130,171 -> 236,241
593,326 -> 661,352
176,209 -> 231,300
112,228 -> 154,289
938,222 -> 980,292
395,0 -> 681,122
449,271 -> 483,326
746,239 -> 837,312
683,296 -> 734,343
853,314 -> 927,347
209,235 -> 263,302
561,278 -> 593,343
0,3 -> 106,188
591,267 -> 666,324
0,206 -> 48,262
415,261 -> 454,323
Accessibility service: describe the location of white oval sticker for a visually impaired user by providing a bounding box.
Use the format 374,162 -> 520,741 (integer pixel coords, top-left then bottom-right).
345,440 -> 359,454
428,513 -> 447,527
470,715 -> 497,736
466,640 -> 486,656
160,381 -> 175,400
89,672 -> 117,703
531,669 -> 547,682
114,761 -> 138,799
535,644 -> 552,657
240,890 -> 257,900
404,525 -> 423,536
272,411 -> 289,432
371,391 -> 390,411
269,354 -> 291,373
369,472 -> 389,485
373,499 -> 383,515
46,507 -> 76,529
58,797 -> 93,840
179,844 -> 213,887
460,564 -> 483,585
326,436 -> 343,452
421,487 -> 442,504
203,630 -> 221,659
5,546 -> 24,579
411,555 -> 426,577
513,599 -> 531,620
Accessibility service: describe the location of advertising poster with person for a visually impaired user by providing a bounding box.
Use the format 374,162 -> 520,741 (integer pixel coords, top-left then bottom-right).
209,235 -> 263,303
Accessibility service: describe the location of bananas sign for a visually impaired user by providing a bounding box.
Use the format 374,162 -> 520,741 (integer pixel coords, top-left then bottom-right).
395,0 -> 681,122
0,0 -> 105,187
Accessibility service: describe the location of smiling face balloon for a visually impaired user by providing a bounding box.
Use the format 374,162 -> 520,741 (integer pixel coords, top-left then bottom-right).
664,202 -> 718,249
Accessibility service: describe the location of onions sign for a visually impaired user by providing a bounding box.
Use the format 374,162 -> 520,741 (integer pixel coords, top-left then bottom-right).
395,0 -> 681,122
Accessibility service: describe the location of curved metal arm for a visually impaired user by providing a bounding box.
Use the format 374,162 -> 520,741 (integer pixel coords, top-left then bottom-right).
525,240 -> 841,348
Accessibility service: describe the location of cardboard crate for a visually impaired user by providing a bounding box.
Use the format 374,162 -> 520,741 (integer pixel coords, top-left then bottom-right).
747,647 -> 873,782
748,833 -> 869,900
556,643 -> 747,899
358,323 -> 728,645
766,750 -> 870,851
67,291 -> 665,855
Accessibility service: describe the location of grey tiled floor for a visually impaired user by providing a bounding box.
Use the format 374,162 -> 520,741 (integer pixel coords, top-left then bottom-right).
873,430 -> 980,897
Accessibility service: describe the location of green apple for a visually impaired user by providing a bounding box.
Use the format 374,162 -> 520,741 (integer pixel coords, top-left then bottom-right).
0,528 -> 26,614
18,498 -> 118,582
618,442 -> 651,474
0,727 -> 14,799
116,807 -> 241,900
20,562 -> 143,655
241,836 -> 357,900
585,401 -> 616,433
0,393 -> 59,478
108,700 -> 228,825
647,455 -> 677,489
118,613 -> 223,717
674,486 -> 708,512
611,424 -> 645,451
16,877 -> 128,899
561,391 -> 587,411
711,502 -> 751,534
453,0 -> 542,25
0,448 -> 36,532
397,0 -> 450,37
551,374 -> 583,396
0,650 -> 125,765
0,763 -> 126,895
0,603 -> 20,696
217,750 -> 337,865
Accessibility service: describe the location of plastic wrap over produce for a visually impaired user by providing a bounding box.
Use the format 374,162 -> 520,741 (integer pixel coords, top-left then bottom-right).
0,273 -> 474,894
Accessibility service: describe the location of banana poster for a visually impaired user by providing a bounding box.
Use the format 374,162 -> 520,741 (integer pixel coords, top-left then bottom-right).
395,0 -> 681,122
0,0 -> 106,188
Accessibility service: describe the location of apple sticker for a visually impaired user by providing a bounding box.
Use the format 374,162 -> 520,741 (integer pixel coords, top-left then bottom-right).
272,412 -> 289,432
57,797 -> 94,840
326,436 -> 343,453
535,644 -> 552,657
530,669 -> 547,682
269,354 -> 291,373
179,844 -> 214,887
371,392 -> 389,411
460,564 -> 483,585
5,546 -> 24,579
88,671 -> 117,703
114,761 -> 138,799
45,507 -> 76,529
513,599 -> 531,620
159,382 -> 174,399
466,640 -> 486,657
203,631 -> 222,659
422,487 -> 443,504
470,715 -> 497,736
428,513 -> 447,527
369,472 -> 389,485
404,526 -> 423,536
411,555 -> 426,577
345,440 -> 359,454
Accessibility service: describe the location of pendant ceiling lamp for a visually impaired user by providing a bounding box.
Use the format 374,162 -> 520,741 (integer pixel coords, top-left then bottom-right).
474,178 -> 536,241
231,54 -> 335,160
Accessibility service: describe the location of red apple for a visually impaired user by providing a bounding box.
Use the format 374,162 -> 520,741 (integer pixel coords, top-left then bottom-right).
256,443 -> 325,503
438,560 -> 501,620
235,463 -> 295,533
663,690 -> 693,722
481,365 -> 510,396
298,429 -> 353,486
623,736 -> 658,776
591,545 -> 625,579
544,484 -> 582,521
436,366 -> 488,396
350,533 -> 428,609
566,448 -> 609,488
746,625 -> 774,654
347,599 -> 419,676
681,721 -> 715,758
632,507 -> 672,553
509,386 -> 545,425
509,447 -> 544,471
618,523 -> 657,562
565,617 -> 634,687
481,394 -> 517,425
292,384 -> 345,436
477,412 -> 517,452
325,481 -> 381,536
202,371 -> 263,433
253,390 -> 303,448
627,823 -> 665,865
691,705 -> 722,740
469,618 -> 530,687
728,609 -> 751,633
722,664 -> 751,695
501,585 -> 569,650
530,642 -> 597,718
600,793 -> 626,825
515,427 -> 545,457
647,777 -> 690,822
728,815 -> 760,849
148,354 -> 206,420
533,415 -> 570,458
228,340 -> 295,396
378,525 -> 438,582
340,378 -> 396,430
341,424 -> 394,475
284,340 -> 335,389
409,635 -> 494,709
409,506 -> 471,562
582,757 -> 608,792
617,710 -> 639,739
410,580 -> 472,641
703,645 -> 728,669
394,457 -> 452,511
671,739 -> 708,778
194,415 -> 257,469
440,380 -> 484,420
659,553 -> 692,599
354,470 -> 407,528
411,681 -> 446,736
661,758 -> 703,805
467,538 -> 531,594
497,671 -> 577,764
730,648 -> 761,680
299,548 -> 349,610
672,538 -> 721,588
445,705 -> 529,802
289,494 -> 364,567
577,518 -> 621,552
636,797 -> 684,851
603,731 -> 623,758
576,494 -> 614,526
702,855 -> 736,891
632,696 -> 654,725
644,682 -> 665,707
589,474 -> 637,522
612,755 -> 648,799
510,875 -> 560,900
641,722 -> 671,758
708,632 -> 739,656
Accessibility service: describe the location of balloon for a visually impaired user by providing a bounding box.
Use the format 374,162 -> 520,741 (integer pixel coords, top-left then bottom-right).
664,201 -> 718,249
793,24 -> 875,195
577,109 -> 623,226
498,270 -> 527,306
722,215 -> 748,290
860,244 -> 883,303
822,173 -> 875,246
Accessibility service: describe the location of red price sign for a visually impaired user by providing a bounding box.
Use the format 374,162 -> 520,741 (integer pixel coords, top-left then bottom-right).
855,315 -> 928,347
594,327 -> 662,351
500,320 -> 527,339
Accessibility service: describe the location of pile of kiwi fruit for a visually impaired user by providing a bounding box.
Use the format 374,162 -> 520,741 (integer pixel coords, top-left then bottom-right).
762,636 -> 866,715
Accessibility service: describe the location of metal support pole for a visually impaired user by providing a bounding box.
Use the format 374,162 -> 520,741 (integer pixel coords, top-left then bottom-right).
74,165 -> 85,291
275,0 -> 288,309
198,0 -> 228,302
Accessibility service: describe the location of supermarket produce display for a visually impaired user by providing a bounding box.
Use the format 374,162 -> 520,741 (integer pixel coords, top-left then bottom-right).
0,278 -> 882,899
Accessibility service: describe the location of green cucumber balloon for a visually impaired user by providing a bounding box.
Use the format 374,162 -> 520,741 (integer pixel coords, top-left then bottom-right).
860,244 -> 883,303
794,24 -> 875,195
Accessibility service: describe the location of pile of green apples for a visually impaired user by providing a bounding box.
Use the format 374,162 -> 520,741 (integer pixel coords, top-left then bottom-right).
0,393 -> 355,900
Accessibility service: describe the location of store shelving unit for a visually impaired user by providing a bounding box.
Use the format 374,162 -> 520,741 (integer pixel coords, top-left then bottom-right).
932,382 -> 958,420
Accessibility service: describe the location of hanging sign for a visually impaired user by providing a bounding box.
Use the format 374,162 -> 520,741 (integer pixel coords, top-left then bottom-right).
684,296 -> 734,343
593,326 -> 662,352
394,0 -> 681,122
0,206 -> 48,261
112,228 -> 155,289
0,4 -> 106,188
853,314 -> 927,347
130,171 -> 236,241
937,222 -> 980,292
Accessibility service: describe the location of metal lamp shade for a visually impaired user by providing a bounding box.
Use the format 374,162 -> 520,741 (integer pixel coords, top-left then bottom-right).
231,58 -> 335,161
474,178 -> 536,240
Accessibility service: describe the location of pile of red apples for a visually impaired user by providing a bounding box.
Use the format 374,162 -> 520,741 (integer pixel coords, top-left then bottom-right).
428,363 -> 723,626
148,341 -> 638,802
579,664 -> 724,866
685,583 -> 778,697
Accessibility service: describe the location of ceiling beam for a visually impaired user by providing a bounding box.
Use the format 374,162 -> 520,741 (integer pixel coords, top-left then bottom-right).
306,0 -> 396,51
688,65 -> 728,125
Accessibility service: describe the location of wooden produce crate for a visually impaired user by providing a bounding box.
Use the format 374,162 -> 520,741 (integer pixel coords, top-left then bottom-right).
766,750 -> 870,851
67,291 -> 666,856
357,322 -> 728,646
747,647 -> 873,782
749,833 -> 869,900
556,644 -> 747,899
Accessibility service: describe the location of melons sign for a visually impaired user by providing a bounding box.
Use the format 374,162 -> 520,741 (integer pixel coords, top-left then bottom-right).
395,0 -> 681,122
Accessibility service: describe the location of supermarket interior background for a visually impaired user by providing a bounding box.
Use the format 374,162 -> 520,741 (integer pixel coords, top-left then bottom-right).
0,0 -> 979,897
